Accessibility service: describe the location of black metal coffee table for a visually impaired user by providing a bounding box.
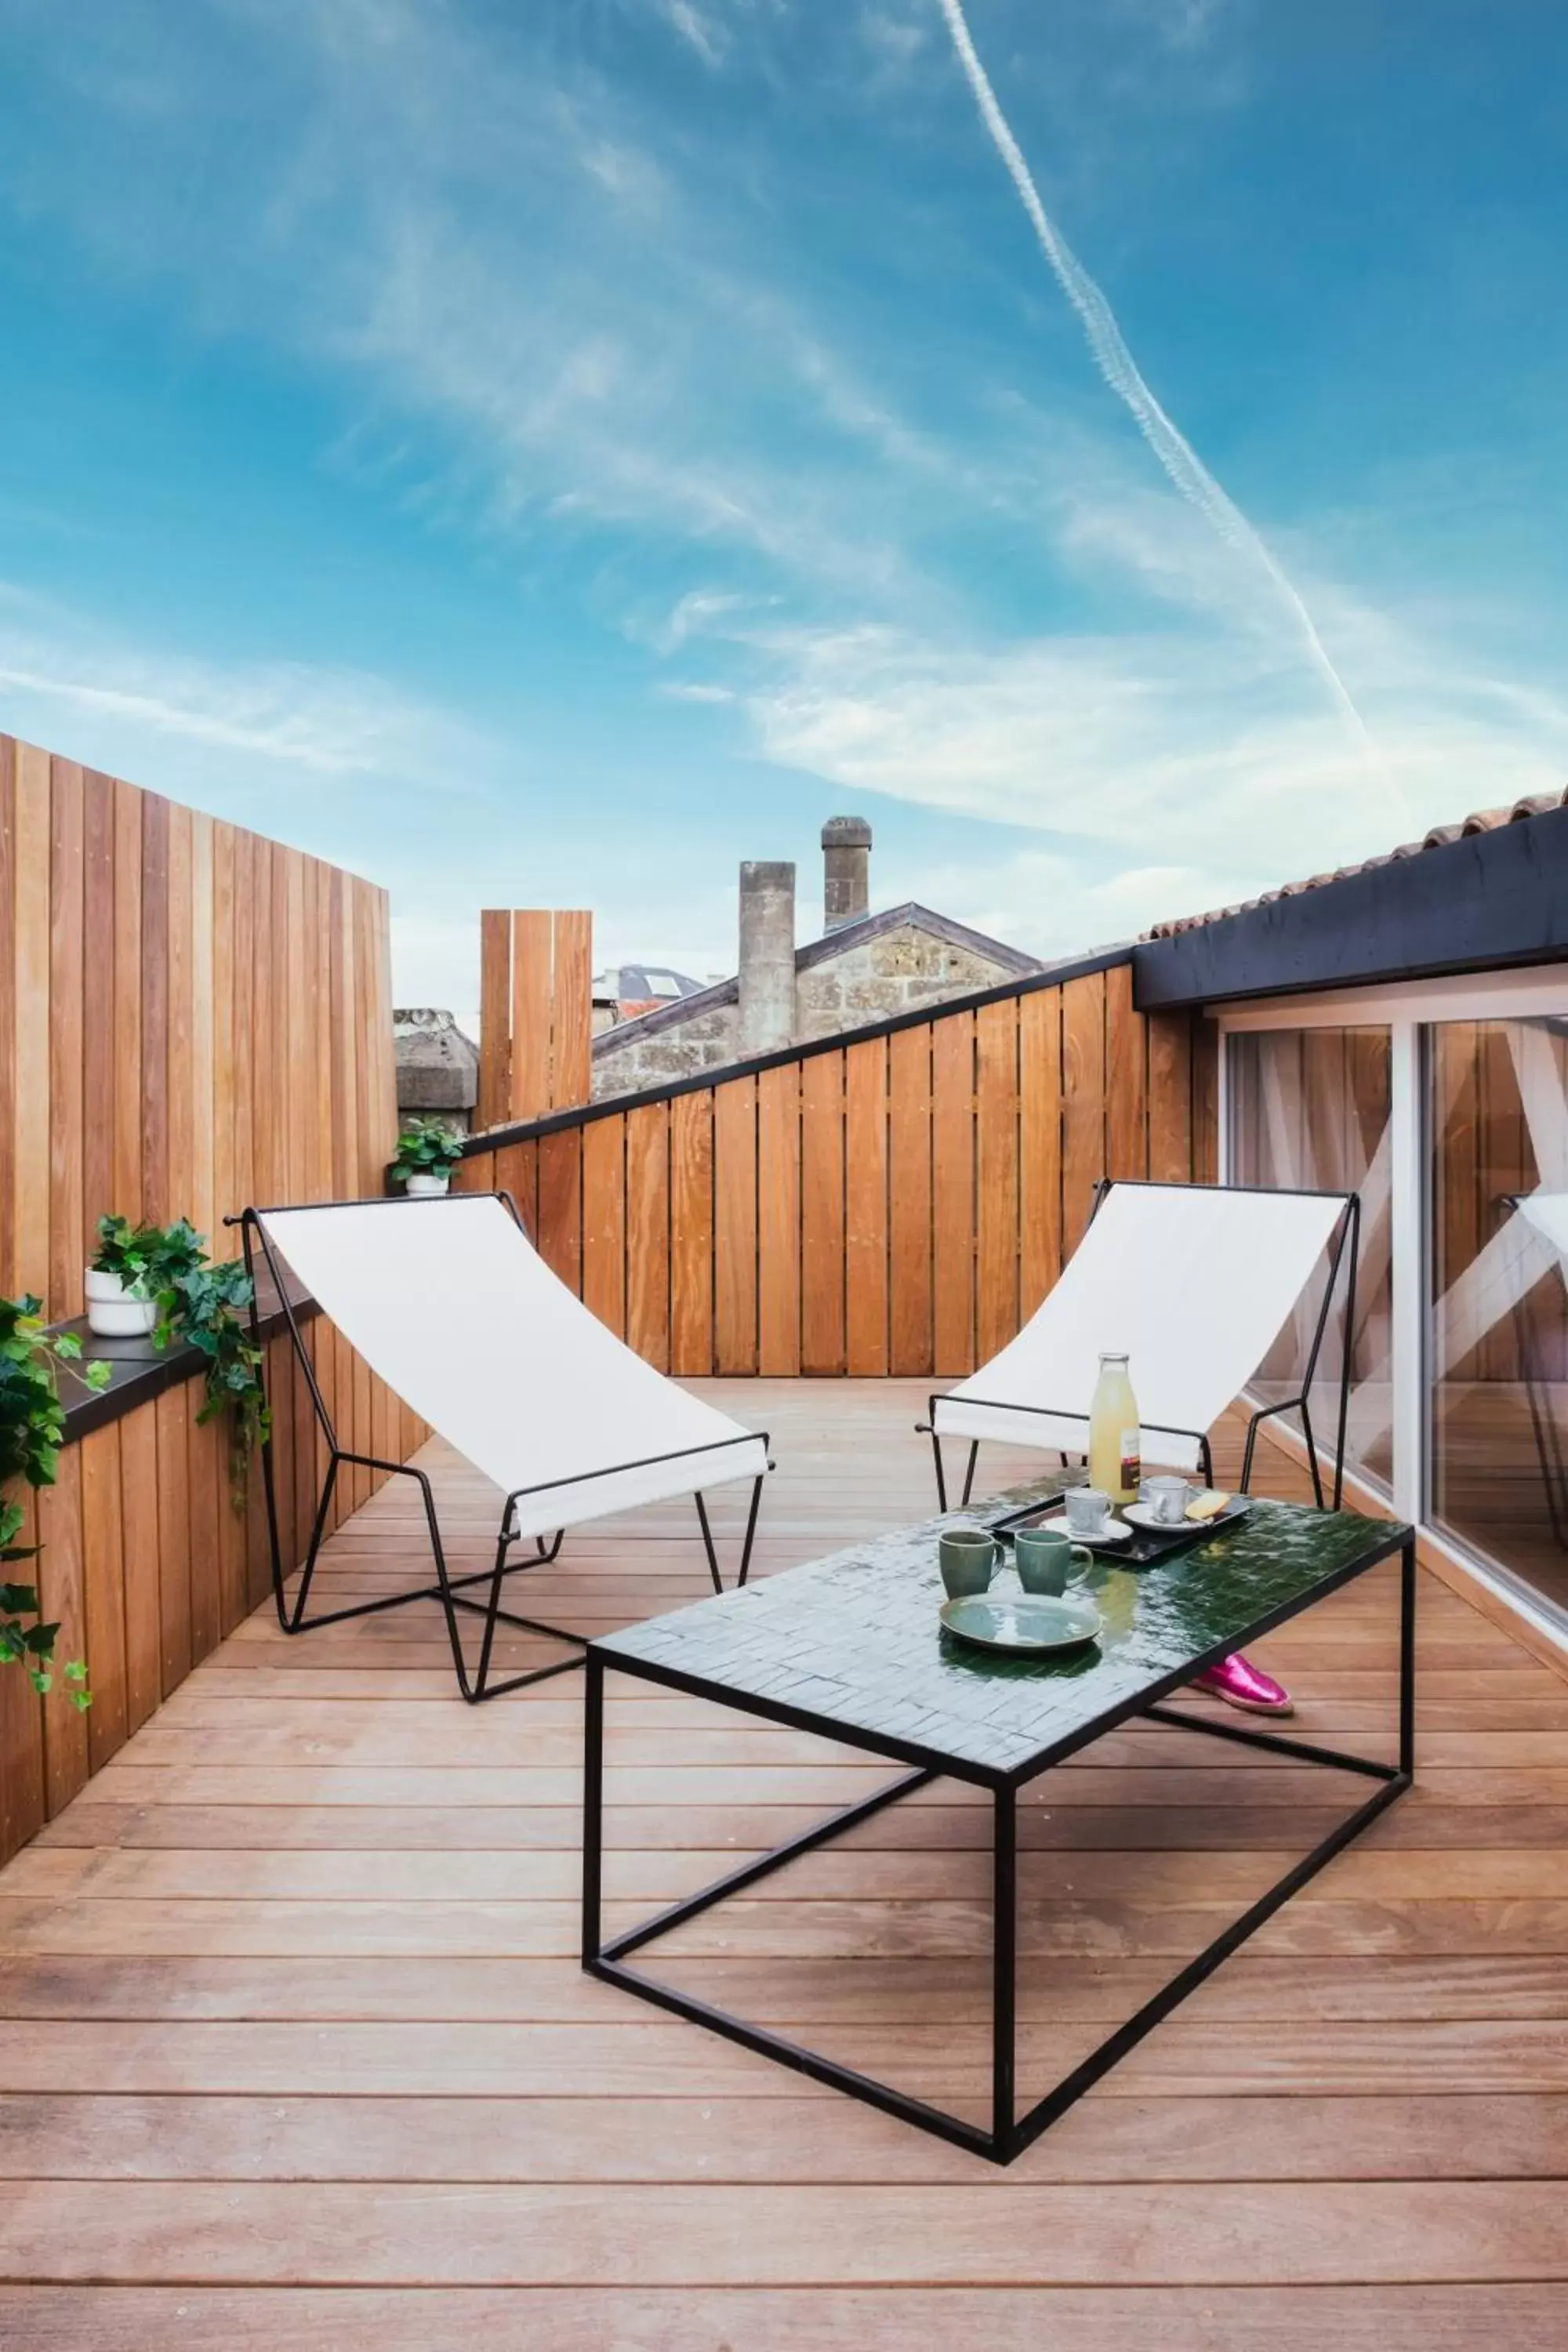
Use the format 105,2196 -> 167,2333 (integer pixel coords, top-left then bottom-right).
582,1485 -> 1415,2165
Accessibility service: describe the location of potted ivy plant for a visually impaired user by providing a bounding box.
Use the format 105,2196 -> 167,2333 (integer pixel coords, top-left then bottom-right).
2,1292 -> 110,1704
165,1254 -> 270,1497
390,1117 -> 466,1198
88,1216 -> 268,1506
85,1214 -> 204,1338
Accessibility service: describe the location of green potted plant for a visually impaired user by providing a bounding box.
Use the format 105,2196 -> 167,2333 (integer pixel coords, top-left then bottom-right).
167,1254 -> 270,1492
1,1293 -> 110,1704
391,1117 -> 466,1198
86,1214 -> 204,1338
89,1215 -> 269,1505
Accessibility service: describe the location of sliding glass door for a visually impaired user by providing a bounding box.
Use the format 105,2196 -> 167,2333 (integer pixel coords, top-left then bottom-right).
1225,983 -> 1568,1629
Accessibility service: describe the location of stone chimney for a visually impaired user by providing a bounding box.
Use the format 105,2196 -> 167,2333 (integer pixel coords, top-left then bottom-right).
393,1009 -> 479,1134
821,815 -> 872,932
738,861 -> 796,1058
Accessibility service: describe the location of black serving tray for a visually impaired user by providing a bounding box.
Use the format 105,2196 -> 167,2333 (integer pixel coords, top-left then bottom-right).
992,1494 -> 1253,1569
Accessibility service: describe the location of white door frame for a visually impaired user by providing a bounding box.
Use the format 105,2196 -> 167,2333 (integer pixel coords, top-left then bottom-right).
1215,966 -> 1568,1633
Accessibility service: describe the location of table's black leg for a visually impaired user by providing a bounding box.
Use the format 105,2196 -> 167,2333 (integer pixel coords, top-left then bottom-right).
582,1651 -> 604,1965
1399,1534 -> 1417,1780
992,1782 -> 1017,2159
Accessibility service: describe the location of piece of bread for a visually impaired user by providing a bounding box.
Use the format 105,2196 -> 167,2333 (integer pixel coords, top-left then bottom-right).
1185,1490 -> 1232,1523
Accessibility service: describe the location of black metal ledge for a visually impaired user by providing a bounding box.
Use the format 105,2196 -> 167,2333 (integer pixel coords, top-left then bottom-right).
1133,807 -> 1568,1011
55,1267 -> 314,1446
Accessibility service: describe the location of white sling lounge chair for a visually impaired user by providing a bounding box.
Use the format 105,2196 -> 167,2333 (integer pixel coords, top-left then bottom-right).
923,1178 -> 1360,1515
235,1192 -> 771,1703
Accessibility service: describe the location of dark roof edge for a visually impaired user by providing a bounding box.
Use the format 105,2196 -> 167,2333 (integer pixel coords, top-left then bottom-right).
1133,804 -> 1568,1011
793,901 -> 1041,979
466,937 -> 1134,1155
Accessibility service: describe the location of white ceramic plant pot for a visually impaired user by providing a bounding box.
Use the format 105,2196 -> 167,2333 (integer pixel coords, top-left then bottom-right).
404,1171 -> 450,1199
84,1267 -> 158,1338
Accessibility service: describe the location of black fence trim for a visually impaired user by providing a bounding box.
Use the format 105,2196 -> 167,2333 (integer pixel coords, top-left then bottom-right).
462,940 -> 1137,1157
55,1279 -> 316,1446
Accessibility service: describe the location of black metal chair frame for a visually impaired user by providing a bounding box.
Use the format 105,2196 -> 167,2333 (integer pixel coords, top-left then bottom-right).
919,1178 -> 1362,1516
231,1193 -> 770,1704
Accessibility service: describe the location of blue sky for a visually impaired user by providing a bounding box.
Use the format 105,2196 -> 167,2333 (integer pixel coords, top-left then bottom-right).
2,0 -> 1566,1007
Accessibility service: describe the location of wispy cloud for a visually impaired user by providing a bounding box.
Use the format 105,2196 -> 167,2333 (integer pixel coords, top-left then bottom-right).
662,0 -> 726,68
0,586 -> 485,783
677,593 -> 1568,913
935,0 -> 1406,822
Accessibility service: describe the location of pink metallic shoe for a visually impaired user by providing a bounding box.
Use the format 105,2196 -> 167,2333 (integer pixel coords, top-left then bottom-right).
1190,1652 -> 1294,1717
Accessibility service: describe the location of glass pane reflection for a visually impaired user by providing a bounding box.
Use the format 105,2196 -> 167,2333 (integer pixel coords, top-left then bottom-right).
1429,1018 -> 1568,1613
1226,1028 -> 1393,1493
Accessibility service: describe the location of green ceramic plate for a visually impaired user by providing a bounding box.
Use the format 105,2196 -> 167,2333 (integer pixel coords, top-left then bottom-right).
938,1592 -> 1103,1655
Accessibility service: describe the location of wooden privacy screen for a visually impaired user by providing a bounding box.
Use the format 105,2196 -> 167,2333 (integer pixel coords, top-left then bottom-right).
458,962 -> 1218,1377
0,1322 -> 427,1865
477,907 -> 592,1130
0,731 -> 419,1864
0,731 -> 398,1319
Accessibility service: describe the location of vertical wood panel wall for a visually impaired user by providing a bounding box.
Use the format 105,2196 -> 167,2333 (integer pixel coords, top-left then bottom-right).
477,908 -> 593,1130
0,732 -> 413,1865
0,732 -> 398,1311
458,964 -> 1217,1380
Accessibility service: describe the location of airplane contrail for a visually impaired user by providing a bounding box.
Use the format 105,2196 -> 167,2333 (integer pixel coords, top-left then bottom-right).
936,0 -> 1406,815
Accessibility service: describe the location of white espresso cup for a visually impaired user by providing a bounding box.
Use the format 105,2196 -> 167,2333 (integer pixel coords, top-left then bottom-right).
1144,1474 -> 1191,1525
1063,1486 -> 1112,1537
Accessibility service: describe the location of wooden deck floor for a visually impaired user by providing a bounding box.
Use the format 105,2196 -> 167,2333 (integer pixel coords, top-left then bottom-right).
3,1382 -> 1567,2348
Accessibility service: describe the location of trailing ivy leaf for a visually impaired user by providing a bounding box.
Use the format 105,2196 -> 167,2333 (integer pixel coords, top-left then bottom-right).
2,1287 -> 119,1703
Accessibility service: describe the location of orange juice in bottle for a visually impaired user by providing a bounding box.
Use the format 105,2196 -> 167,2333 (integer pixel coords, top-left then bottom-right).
1088,1352 -> 1141,1507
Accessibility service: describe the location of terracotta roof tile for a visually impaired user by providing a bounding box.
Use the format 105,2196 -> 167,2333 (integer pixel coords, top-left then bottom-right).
1144,786 -> 1568,939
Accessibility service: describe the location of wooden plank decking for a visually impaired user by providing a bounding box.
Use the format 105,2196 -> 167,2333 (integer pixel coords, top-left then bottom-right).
2,1381 -> 1567,2347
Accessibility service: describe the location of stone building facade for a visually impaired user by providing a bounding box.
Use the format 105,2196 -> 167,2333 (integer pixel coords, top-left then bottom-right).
393,1007 -> 479,1131
591,821 -> 1040,1100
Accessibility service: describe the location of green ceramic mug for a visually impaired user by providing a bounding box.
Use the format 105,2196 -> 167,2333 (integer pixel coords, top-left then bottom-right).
1014,1525 -> 1094,1598
938,1529 -> 997,1599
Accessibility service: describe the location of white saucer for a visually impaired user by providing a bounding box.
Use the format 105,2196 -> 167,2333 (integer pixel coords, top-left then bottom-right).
1123,1501 -> 1199,1533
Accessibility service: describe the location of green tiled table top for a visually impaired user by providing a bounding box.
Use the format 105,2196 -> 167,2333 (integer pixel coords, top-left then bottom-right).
595,1480 -> 1410,1784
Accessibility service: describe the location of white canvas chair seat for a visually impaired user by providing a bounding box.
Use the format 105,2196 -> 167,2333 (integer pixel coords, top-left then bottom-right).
242,1192 -> 770,1703
256,1194 -> 767,1539
931,1181 -> 1352,1488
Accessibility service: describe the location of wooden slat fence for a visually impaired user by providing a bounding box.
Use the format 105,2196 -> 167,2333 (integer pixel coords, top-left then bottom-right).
0,732 -> 399,1311
477,908 -> 593,1129
458,958 -> 1219,1379
0,733 -> 418,1864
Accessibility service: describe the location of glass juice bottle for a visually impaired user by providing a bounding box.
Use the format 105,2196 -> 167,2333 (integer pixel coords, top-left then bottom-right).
1088,1352 -> 1141,1506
